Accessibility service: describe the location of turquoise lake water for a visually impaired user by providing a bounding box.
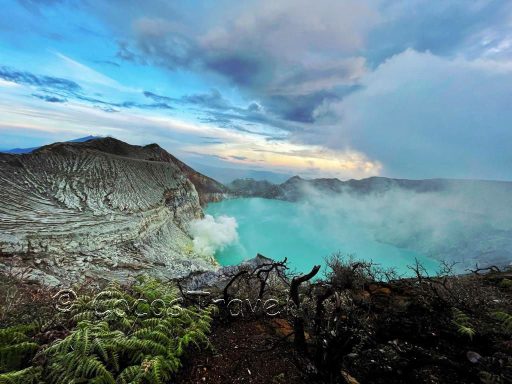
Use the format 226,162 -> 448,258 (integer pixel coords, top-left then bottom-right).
205,197 -> 439,276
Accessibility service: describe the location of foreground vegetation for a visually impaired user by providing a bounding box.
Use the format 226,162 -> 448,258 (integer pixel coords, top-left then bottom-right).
0,275 -> 214,383
1,256 -> 511,383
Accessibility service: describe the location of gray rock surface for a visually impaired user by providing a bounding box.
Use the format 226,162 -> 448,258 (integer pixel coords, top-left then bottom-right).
0,137 -> 228,286
178,254 -> 277,291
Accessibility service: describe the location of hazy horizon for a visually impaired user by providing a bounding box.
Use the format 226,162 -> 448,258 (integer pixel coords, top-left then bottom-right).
3,134 -> 512,184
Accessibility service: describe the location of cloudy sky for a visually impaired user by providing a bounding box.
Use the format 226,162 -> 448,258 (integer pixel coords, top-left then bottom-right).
1,0 -> 511,180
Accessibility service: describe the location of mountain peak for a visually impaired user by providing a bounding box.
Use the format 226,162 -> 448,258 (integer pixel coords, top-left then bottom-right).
143,143 -> 163,150
286,175 -> 303,182
67,135 -> 101,143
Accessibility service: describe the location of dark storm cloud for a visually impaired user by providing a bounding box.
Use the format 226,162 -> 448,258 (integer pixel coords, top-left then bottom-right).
114,28 -> 361,130
107,8 -> 351,126
366,1 -> 512,66
204,53 -> 273,88
198,105 -> 297,134
119,35 -> 307,124
117,37 -> 273,91
181,89 -> 231,110
266,91 -> 341,123
116,41 -> 141,63
142,88 -> 305,133
103,0 -> 512,131
116,22 -> 198,71
144,88 -> 238,112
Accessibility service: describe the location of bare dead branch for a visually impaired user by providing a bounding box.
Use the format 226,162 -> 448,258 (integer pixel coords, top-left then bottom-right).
289,264 -> 320,353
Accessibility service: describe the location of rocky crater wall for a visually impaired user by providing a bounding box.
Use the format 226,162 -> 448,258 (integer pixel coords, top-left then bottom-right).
0,138 -> 226,285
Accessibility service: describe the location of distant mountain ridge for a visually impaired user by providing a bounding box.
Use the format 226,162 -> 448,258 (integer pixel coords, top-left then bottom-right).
1,135 -> 101,154
228,175 -> 512,200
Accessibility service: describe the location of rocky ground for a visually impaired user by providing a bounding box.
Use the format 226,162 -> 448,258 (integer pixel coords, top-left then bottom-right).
176,261 -> 512,384
178,319 -> 308,384
1,257 -> 511,383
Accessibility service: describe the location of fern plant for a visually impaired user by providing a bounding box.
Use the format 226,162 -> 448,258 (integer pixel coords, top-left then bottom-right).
132,275 -> 179,304
69,282 -> 135,332
119,307 -> 212,383
492,311 -> 512,335
0,366 -> 42,384
43,277 -> 213,384
0,324 -> 39,373
479,356 -> 512,384
452,307 -> 476,340
43,320 -> 121,384
0,324 -> 41,384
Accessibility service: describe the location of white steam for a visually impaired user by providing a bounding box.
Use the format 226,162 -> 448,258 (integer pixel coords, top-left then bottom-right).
296,182 -> 512,270
189,214 -> 239,257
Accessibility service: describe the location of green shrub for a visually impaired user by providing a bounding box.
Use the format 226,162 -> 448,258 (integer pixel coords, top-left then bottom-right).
0,277 -> 213,384
492,311 -> 512,334
0,324 -> 41,384
0,366 -> 42,384
451,307 -> 476,340
498,278 -> 512,290
43,278 -> 213,383
0,324 -> 40,372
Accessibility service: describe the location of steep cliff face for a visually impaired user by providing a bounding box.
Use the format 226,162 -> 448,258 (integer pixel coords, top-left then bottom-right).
0,137 -> 227,285
167,156 -> 229,206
